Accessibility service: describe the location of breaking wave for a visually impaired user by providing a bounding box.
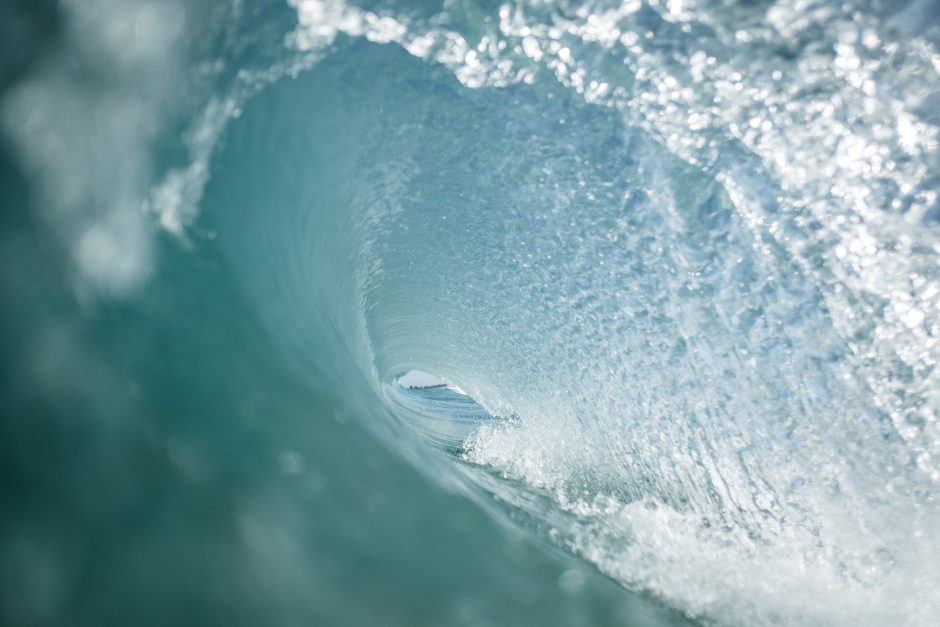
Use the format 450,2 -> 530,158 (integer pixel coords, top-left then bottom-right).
3,1 -> 940,625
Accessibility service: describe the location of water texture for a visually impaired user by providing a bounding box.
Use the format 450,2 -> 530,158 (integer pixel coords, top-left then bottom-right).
2,1 -> 940,625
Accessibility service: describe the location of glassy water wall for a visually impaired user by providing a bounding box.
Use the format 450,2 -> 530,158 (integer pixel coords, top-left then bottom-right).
2,1 -> 940,626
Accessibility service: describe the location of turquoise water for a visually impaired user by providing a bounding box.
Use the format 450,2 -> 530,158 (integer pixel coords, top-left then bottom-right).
2,1 -> 940,625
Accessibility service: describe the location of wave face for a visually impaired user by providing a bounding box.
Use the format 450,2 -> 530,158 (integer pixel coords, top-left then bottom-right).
3,0 -> 940,625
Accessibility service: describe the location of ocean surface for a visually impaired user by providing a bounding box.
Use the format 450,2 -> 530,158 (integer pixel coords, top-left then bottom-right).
2,0 -> 940,625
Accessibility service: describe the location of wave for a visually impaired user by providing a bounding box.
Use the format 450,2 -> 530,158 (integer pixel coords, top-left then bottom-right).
2,1 -> 940,625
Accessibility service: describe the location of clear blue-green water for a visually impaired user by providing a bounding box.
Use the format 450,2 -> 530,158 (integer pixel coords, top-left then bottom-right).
2,1 -> 940,625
